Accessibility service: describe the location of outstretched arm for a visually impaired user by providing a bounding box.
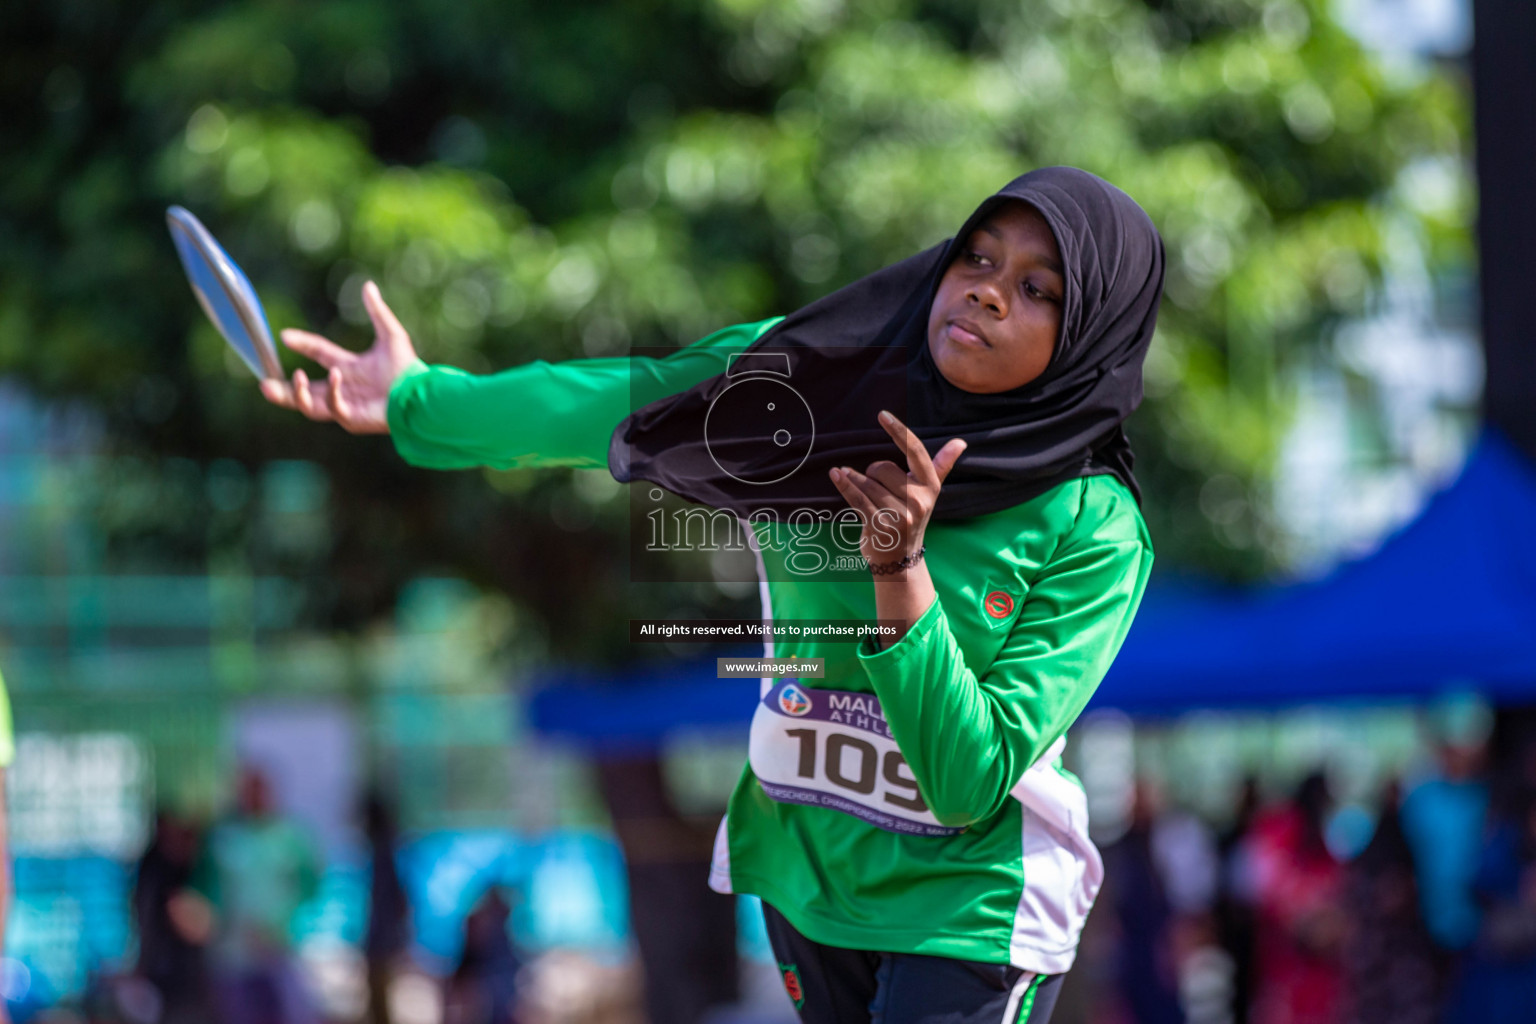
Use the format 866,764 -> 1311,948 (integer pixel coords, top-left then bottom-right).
262,281 -> 781,471
384,318 -> 775,471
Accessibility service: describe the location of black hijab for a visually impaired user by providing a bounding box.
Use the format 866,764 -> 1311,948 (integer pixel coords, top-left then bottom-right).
609,166 -> 1165,519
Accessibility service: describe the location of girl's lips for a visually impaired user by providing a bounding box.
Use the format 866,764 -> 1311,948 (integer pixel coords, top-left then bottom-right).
946,321 -> 990,348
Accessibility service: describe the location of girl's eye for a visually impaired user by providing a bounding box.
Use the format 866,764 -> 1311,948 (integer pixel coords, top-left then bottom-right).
965,250 -> 991,267
1023,280 -> 1058,303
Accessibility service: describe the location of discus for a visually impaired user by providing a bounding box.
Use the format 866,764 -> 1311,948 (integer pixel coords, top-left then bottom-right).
166,205 -> 283,381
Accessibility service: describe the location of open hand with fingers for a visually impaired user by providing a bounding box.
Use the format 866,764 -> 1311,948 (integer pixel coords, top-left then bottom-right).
828,411 -> 966,572
259,280 -> 418,434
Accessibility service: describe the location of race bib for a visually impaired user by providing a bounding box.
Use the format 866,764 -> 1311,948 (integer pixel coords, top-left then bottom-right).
748,681 -> 964,837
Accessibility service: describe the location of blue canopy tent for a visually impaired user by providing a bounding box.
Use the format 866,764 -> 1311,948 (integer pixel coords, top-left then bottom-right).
529,661 -> 759,749
1099,428 -> 1536,713
529,429 -> 1536,744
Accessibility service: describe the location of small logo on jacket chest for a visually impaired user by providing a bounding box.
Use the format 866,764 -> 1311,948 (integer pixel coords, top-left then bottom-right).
984,590 -> 1015,619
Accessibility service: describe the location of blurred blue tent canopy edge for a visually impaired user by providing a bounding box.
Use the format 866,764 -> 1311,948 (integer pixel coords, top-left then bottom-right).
528,664 -> 760,750
528,427 -> 1536,743
1098,426 -> 1536,713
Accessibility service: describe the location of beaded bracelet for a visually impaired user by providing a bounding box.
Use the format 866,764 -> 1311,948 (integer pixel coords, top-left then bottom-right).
866,546 -> 926,576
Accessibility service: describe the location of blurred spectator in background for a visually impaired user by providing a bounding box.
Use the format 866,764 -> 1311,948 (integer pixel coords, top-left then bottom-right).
1443,720 -> 1536,1022
363,790 -> 411,1024
1341,781 -> 1437,1024
1400,697 -> 1491,969
1247,771 -> 1345,1024
1103,780 -> 1185,1024
594,754 -> 737,1024
1104,778 -> 1223,1024
1216,776 -> 1263,1024
132,811 -> 211,1023
0,671 -> 14,1024
198,765 -> 322,1024
1152,796 -> 1222,1024
445,887 -> 520,1024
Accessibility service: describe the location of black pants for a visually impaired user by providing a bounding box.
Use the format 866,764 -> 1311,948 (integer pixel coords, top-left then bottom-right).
762,902 -> 1062,1024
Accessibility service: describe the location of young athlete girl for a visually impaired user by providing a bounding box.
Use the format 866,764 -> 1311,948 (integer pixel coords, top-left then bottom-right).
264,166 -> 1164,1024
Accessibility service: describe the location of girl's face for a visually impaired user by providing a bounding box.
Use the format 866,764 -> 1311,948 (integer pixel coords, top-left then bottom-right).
926,201 -> 1064,394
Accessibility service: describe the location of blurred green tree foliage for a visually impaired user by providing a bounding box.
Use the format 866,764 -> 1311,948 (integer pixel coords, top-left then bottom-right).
0,0 -> 1468,660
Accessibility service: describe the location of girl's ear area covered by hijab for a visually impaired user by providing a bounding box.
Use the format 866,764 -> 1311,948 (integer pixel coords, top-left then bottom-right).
611,166 -> 1166,521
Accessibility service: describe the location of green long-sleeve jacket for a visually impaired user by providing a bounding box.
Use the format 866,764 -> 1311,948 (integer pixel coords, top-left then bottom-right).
387,318 -> 1153,973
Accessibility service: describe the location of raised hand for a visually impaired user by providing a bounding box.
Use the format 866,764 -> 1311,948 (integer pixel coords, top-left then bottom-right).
259,281 -> 418,434
828,410 -> 966,568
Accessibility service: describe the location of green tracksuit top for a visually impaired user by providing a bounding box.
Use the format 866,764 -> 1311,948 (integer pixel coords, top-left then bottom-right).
387,317 -> 1153,973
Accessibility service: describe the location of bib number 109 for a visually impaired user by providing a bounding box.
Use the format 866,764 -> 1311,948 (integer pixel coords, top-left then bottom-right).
784,728 -> 927,811
748,682 -> 964,836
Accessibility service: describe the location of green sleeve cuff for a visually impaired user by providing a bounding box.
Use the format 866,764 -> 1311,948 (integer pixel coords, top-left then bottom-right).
384,359 -> 432,439
856,596 -> 945,675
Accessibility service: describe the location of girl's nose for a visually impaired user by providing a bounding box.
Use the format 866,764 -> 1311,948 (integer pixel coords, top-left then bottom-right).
966,278 -> 1008,317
